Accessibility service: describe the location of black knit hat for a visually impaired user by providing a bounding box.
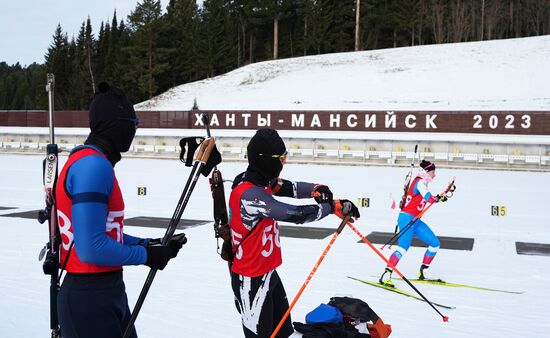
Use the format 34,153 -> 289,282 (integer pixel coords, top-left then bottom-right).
247,129 -> 286,179
88,82 -> 137,153
420,159 -> 436,172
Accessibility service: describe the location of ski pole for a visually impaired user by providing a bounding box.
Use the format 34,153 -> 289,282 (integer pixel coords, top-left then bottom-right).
346,221 -> 449,322
271,215 -> 352,338
381,203 -> 433,250
123,137 -> 216,338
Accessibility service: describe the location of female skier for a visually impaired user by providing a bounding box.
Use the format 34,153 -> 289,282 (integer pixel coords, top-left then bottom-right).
379,160 -> 449,287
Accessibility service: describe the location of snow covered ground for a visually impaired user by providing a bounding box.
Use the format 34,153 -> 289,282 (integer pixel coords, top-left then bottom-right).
136,36 -> 550,111
1,154 -> 549,337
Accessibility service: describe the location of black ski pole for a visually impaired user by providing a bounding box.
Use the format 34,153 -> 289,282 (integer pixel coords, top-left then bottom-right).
382,177 -> 456,250
202,111 -> 212,138
381,216 -> 421,249
37,73 -> 62,338
123,137 -> 216,338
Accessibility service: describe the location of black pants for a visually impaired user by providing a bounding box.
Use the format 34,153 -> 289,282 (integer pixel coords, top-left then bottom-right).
57,270 -> 137,338
231,270 -> 294,338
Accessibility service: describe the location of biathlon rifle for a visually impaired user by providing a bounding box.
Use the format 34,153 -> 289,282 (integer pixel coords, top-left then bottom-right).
37,73 -> 62,338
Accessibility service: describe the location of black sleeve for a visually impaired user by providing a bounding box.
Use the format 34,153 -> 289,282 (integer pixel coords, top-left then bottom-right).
241,186 -> 331,225
271,178 -> 315,199
271,178 -> 294,197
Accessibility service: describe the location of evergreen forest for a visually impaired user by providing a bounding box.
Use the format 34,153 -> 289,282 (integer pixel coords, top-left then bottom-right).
1,0 -> 549,110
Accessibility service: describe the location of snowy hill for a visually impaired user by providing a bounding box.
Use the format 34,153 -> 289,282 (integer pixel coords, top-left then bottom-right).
136,36 -> 550,111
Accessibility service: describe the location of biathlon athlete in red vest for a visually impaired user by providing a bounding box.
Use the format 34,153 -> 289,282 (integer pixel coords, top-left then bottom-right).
56,83 -> 186,338
229,129 -> 360,338
379,160 -> 448,287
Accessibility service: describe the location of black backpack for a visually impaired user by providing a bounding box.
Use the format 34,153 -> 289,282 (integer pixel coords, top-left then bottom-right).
328,297 -> 380,324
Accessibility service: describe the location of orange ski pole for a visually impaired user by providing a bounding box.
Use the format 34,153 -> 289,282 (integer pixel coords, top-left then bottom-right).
346,221 -> 449,322
271,215 -> 351,338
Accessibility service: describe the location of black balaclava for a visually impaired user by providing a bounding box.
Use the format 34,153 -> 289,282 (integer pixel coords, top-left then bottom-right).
420,159 -> 436,172
247,129 -> 286,180
84,82 -> 137,166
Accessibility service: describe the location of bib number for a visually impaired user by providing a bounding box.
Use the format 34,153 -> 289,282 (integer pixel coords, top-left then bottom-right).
58,210 -> 73,250
261,223 -> 281,257
232,231 -> 244,260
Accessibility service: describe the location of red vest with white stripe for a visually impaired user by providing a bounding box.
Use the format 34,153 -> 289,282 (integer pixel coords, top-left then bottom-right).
56,148 -> 124,273
401,176 -> 428,217
229,181 -> 282,277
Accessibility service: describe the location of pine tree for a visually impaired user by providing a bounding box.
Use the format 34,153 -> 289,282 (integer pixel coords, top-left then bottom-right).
161,0 -> 201,87
277,0 -> 303,58
309,0 -> 334,54
322,0 -> 355,52
0,62 -> 47,110
295,0 -> 316,55
12,73 -> 30,109
126,0 -> 170,100
71,22 -> 90,109
96,22 -> 111,85
26,63 -> 48,109
45,24 -> 71,109
104,11 -> 121,85
228,0 -> 251,66
200,0 -> 238,77
0,62 -> 13,109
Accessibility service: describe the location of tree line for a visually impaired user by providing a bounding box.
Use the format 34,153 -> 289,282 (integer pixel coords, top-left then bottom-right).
1,0 -> 549,110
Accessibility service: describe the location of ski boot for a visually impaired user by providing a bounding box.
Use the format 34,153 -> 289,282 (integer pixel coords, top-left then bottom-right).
418,264 -> 443,282
379,268 -> 395,287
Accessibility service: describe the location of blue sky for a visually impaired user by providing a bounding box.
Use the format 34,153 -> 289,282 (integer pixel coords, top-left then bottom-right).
0,0 -> 171,66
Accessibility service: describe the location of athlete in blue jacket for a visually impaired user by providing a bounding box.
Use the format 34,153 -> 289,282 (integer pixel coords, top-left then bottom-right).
56,83 -> 186,338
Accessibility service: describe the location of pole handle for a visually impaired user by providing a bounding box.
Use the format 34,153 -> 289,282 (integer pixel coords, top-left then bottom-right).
200,138 -> 216,163
194,137 -> 215,163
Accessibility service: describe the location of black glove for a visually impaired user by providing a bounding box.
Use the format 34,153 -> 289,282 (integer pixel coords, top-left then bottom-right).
312,184 -> 334,204
331,199 -> 360,220
145,233 -> 187,270
436,194 -> 448,203
147,233 -> 187,246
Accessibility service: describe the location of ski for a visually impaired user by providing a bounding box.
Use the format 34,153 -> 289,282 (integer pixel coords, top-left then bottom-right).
391,278 -> 524,294
347,276 -> 456,310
